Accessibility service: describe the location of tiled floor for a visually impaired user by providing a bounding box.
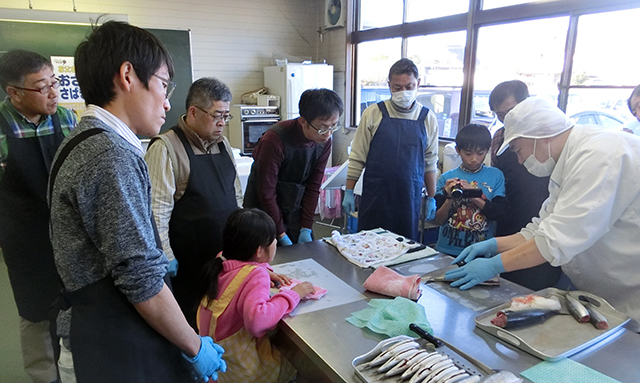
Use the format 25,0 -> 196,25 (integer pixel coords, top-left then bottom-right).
0,252 -> 31,382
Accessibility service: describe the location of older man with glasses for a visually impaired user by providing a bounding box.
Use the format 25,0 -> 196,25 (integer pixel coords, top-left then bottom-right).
244,88 -> 343,247
145,77 -> 243,328
0,49 -> 77,383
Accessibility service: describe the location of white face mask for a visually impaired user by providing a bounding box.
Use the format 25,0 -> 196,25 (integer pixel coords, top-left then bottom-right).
523,139 -> 555,177
391,89 -> 417,109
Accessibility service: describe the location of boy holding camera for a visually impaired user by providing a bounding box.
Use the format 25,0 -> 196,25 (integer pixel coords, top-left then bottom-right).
433,124 -> 509,255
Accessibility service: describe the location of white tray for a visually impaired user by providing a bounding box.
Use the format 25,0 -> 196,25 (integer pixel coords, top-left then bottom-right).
352,335 -> 488,383
474,288 -> 630,361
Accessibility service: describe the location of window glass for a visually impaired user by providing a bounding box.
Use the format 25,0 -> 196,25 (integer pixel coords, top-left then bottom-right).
406,0 -> 468,22
405,32 -> 466,136
567,88 -> 634,123
472,17 -> 569,139
482,0 -> 535,10
356,38 -> 402,123
359,0 -> 404,30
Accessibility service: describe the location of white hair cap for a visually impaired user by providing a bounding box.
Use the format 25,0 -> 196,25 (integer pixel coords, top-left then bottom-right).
497,97 -> 574,155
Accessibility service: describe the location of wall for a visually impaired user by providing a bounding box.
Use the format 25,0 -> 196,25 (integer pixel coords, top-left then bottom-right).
0,0 -> 324,106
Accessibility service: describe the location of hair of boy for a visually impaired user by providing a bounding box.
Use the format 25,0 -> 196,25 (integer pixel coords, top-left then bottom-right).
628,84 -> 640,113
489,80 -> 529,112
74,20 -> 174,107
0,50 -> 53,91
186,77 -> 232,111
388,58 -> 419,81
199,208 -> 276,305
455,123 -> 492,151
298,88 -> 343,123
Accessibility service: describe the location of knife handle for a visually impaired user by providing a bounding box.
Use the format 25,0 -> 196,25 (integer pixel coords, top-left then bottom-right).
410,323 -> 443,347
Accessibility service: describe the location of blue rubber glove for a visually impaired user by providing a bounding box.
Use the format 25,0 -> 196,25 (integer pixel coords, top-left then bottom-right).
299,228 -> 313,243
278,234 -> 293,247
167,258 -> 178,278
425,197 -> 437,221
451,238 -> 498,265
444,254 -> 505,290
182,336 -> 227,382
342,189 -> 355,214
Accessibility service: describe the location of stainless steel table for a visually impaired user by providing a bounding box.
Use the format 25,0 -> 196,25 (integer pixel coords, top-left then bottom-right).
272,240 -> 639,383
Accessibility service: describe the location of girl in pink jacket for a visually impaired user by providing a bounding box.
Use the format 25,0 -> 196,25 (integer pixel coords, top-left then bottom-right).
196,208 -> 313,383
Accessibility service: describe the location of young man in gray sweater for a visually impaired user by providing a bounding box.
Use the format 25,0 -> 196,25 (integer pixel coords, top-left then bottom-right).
49,21 -> 226,383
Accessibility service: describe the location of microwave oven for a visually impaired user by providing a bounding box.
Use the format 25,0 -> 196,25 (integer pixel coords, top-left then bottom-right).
228,105 -> 280,155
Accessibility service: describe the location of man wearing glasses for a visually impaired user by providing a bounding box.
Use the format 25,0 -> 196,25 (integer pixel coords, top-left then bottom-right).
244,88 -> 343,246
0,49 -> 76,383
145,77 -> 242,328
49,22 -> 225,382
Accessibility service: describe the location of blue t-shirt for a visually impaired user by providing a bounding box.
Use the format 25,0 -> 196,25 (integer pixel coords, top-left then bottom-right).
435,165 -> 505,255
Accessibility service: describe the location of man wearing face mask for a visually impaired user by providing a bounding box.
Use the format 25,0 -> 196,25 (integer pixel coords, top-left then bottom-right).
444,97 -> 640,332
343,58 -> 438,241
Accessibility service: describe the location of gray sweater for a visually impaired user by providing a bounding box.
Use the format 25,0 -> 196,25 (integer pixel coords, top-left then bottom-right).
50,116 -> 168,343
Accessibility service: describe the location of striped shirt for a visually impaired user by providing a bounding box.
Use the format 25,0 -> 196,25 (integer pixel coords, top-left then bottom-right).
0,97 -> 77,179
82,104 -> 144,154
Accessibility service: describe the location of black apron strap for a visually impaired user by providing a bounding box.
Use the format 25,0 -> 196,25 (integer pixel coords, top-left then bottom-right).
48,128 -> 105,203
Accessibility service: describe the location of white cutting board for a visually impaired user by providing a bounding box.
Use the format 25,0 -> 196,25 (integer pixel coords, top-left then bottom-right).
271,258 -> 366,316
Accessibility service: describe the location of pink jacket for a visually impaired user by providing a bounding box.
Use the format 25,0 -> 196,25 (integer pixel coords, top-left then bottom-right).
198,260 -> 300,340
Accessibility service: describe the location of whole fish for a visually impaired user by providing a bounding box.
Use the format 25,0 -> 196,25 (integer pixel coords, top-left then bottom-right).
491,309 -> 556,329
423,364 -> 457,383
409,359 -> 454,383
584,303 -> 609,329
440,371 -> 471,383
384,349 -> 431,378
378,348 -> 422,373
400,353 -> 447,381
360,339 -> 420,369
456,376 -> 481,383
565,294 -> 590,323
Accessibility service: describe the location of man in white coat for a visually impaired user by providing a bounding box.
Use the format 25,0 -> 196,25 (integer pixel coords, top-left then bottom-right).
445,97 -> 640,332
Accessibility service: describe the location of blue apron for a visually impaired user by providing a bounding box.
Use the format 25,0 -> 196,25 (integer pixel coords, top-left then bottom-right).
358,101 -> 428,241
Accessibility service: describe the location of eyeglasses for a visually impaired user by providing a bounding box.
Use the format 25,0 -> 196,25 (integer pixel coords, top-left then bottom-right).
10,79 -> 60,95
308,121 -> 341,135
195,106 -> 233,123
153,74 -> 176,100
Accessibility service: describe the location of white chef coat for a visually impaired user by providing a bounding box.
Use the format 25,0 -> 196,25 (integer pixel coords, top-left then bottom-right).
520,125 -> 640,332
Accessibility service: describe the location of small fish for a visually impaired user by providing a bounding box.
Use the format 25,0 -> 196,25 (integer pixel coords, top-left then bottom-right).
408,358 -> 453,383
491,309 -> 556,329
440,371 -> 471,383
360,339 -> 420,369
584,303 -> 609,330
456,376 -> 481,383
400,353 -> 445,381
384,349 -> 430,378
565,294 -> 590,323
423,363 -> 457,383
378,348 -> 422,373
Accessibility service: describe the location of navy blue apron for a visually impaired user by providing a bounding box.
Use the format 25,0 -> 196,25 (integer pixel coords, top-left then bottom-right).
358,101 -> 428,241
0,112 -> 64,322
49,127 -> 191,382
164,127 -> 238,328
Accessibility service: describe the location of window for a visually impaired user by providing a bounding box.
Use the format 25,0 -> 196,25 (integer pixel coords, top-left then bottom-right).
406,0 -> 469,23
359,0 -> 404,30
350,0 -> 640,137
566,8 -> 640,123
356,38 -> 401,122
406,32 -> 466,137
482,0 -> 536,10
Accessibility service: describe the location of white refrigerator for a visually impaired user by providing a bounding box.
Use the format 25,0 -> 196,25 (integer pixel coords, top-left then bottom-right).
264,63 -> 334,121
